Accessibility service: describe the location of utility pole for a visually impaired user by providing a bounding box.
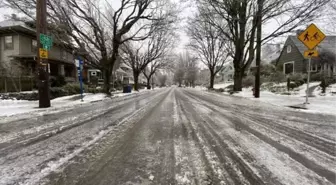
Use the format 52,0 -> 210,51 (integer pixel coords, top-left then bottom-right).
36,0 -> 51,107
254,0 -> 263,98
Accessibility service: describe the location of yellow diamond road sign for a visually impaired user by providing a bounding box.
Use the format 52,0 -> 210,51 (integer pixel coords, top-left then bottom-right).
298,24 -> 326,50
304,50 -> 318,58
39,48 -> 48,59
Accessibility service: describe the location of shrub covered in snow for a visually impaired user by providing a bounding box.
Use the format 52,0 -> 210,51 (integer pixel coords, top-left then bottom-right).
0,92 -> 38,100
265,71 -> 286,83
242,75 -> 255,87
288,73 -> 306,85
311,72 -> 325,82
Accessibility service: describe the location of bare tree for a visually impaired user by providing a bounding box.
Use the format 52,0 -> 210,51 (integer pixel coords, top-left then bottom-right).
173,52 -> 198,87
142,58 -> 170,89
174,67 -> 184,87
184,56 -> 198,87
157,73 -> 168,87
122,27 -> 176,91
197,0 -> 329,91
5,0 -> 173,94
187,13 -> 229,89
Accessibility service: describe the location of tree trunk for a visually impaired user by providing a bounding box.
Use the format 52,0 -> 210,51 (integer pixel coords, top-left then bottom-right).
133,71 -> 139,91
209,73 -> 215,89
233,69 -> 243,91
103,69 -> 111,94
146,77 -> 151,89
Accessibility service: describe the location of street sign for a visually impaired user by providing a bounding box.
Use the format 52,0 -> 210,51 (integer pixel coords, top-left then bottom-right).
39,48 -> 48,59
76,58 -> 84,102
40,34 -> 53,50
298,23 -> 326,105
75,59 -> 80,67
304,50 -> 318,58
298,24 -> 326,50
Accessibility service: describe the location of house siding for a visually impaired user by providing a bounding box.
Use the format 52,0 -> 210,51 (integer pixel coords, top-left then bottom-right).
19,35 -> 34,55
1,34 -> 76,64
277,38 -> 306,74
0,34 -> 20,63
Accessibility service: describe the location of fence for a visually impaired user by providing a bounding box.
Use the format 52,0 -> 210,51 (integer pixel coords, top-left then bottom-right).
0,76 -> 36,93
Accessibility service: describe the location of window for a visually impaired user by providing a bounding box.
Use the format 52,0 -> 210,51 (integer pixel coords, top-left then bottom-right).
4,36 -> 13,50
60,50 -> 67,60
310,64 -> 317,72
283,61 -> 294,74
31,39 -> 37,53
287,45 -> 291,53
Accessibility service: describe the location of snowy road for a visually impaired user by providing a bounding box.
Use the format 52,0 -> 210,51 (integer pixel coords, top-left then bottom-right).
0,87 -> 335,185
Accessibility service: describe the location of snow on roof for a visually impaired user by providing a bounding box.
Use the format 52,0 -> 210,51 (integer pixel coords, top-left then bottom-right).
0,20 -> 36,32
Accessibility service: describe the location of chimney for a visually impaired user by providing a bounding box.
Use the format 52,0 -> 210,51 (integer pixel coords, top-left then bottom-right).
11,14 -> 17,20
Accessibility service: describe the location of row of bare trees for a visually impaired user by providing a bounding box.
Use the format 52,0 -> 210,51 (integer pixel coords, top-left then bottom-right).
186,0 -> 329,90
173,52 -> 198,87
121,26 -> 176,90
5,0 -> 178,93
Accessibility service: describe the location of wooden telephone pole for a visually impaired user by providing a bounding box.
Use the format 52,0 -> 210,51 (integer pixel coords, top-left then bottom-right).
36,0 -> 51,107
254,0 -> 263,98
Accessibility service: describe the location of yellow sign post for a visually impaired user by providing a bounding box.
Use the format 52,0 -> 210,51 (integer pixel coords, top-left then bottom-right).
304,50 -> 318,58
298,23 -> 325,104
39,48 -> 48,59
298,23 -> 326,50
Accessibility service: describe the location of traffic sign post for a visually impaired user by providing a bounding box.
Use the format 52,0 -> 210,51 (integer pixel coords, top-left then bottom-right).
75,58 -> 84,102
306,57 -> 312,104
298,23 -> 325,104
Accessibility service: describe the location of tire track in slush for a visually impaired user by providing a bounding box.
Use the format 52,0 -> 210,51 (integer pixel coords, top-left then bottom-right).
174,94 -> 221,185
0,91 -> 159,154
55,88 -> 175,185
0,89 -> 171,185
176,90 -> 265,185
183,89 -> 336,184
184,90 -> 336,158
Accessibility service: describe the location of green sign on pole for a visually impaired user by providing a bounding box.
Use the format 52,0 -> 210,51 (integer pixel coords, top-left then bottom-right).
40,34 -> 53,50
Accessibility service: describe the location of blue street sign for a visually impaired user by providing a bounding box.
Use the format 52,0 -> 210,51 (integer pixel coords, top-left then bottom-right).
77,58 -> 84,101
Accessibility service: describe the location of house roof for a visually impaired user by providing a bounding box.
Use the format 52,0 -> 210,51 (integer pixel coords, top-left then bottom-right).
288,35 -> 336,56
0,20 -> 77,51
0,20 -> 36,35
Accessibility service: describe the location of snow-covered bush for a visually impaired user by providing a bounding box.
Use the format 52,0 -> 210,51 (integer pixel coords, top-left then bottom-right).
242,75 -> 255,87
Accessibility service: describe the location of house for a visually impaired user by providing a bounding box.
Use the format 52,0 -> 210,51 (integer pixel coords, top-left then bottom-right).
221,61 -> 234,81
87,63 -> 134,87
276,35 -> 336,77
0,20 -> 77,82
217,61 -> 234,82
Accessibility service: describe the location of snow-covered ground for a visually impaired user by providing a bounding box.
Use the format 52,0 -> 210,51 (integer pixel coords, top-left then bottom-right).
208,82 -> 336,115
0,93 -> 108,117
0,89 -> 153,117
314,83 -> 336,97
213,82 -> 233,89
229,87 -> 336,115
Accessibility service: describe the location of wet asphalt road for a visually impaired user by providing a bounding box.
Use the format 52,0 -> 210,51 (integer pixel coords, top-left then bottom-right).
0,87 -> 335,185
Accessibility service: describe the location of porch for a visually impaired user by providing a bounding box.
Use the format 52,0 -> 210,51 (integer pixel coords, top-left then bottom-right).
9,55 -> 77,82
309,61 -> 336,78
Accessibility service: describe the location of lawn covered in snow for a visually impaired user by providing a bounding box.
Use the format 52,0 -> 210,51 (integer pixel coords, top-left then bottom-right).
209,82 -> 336,115
0,93 -> 109,117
